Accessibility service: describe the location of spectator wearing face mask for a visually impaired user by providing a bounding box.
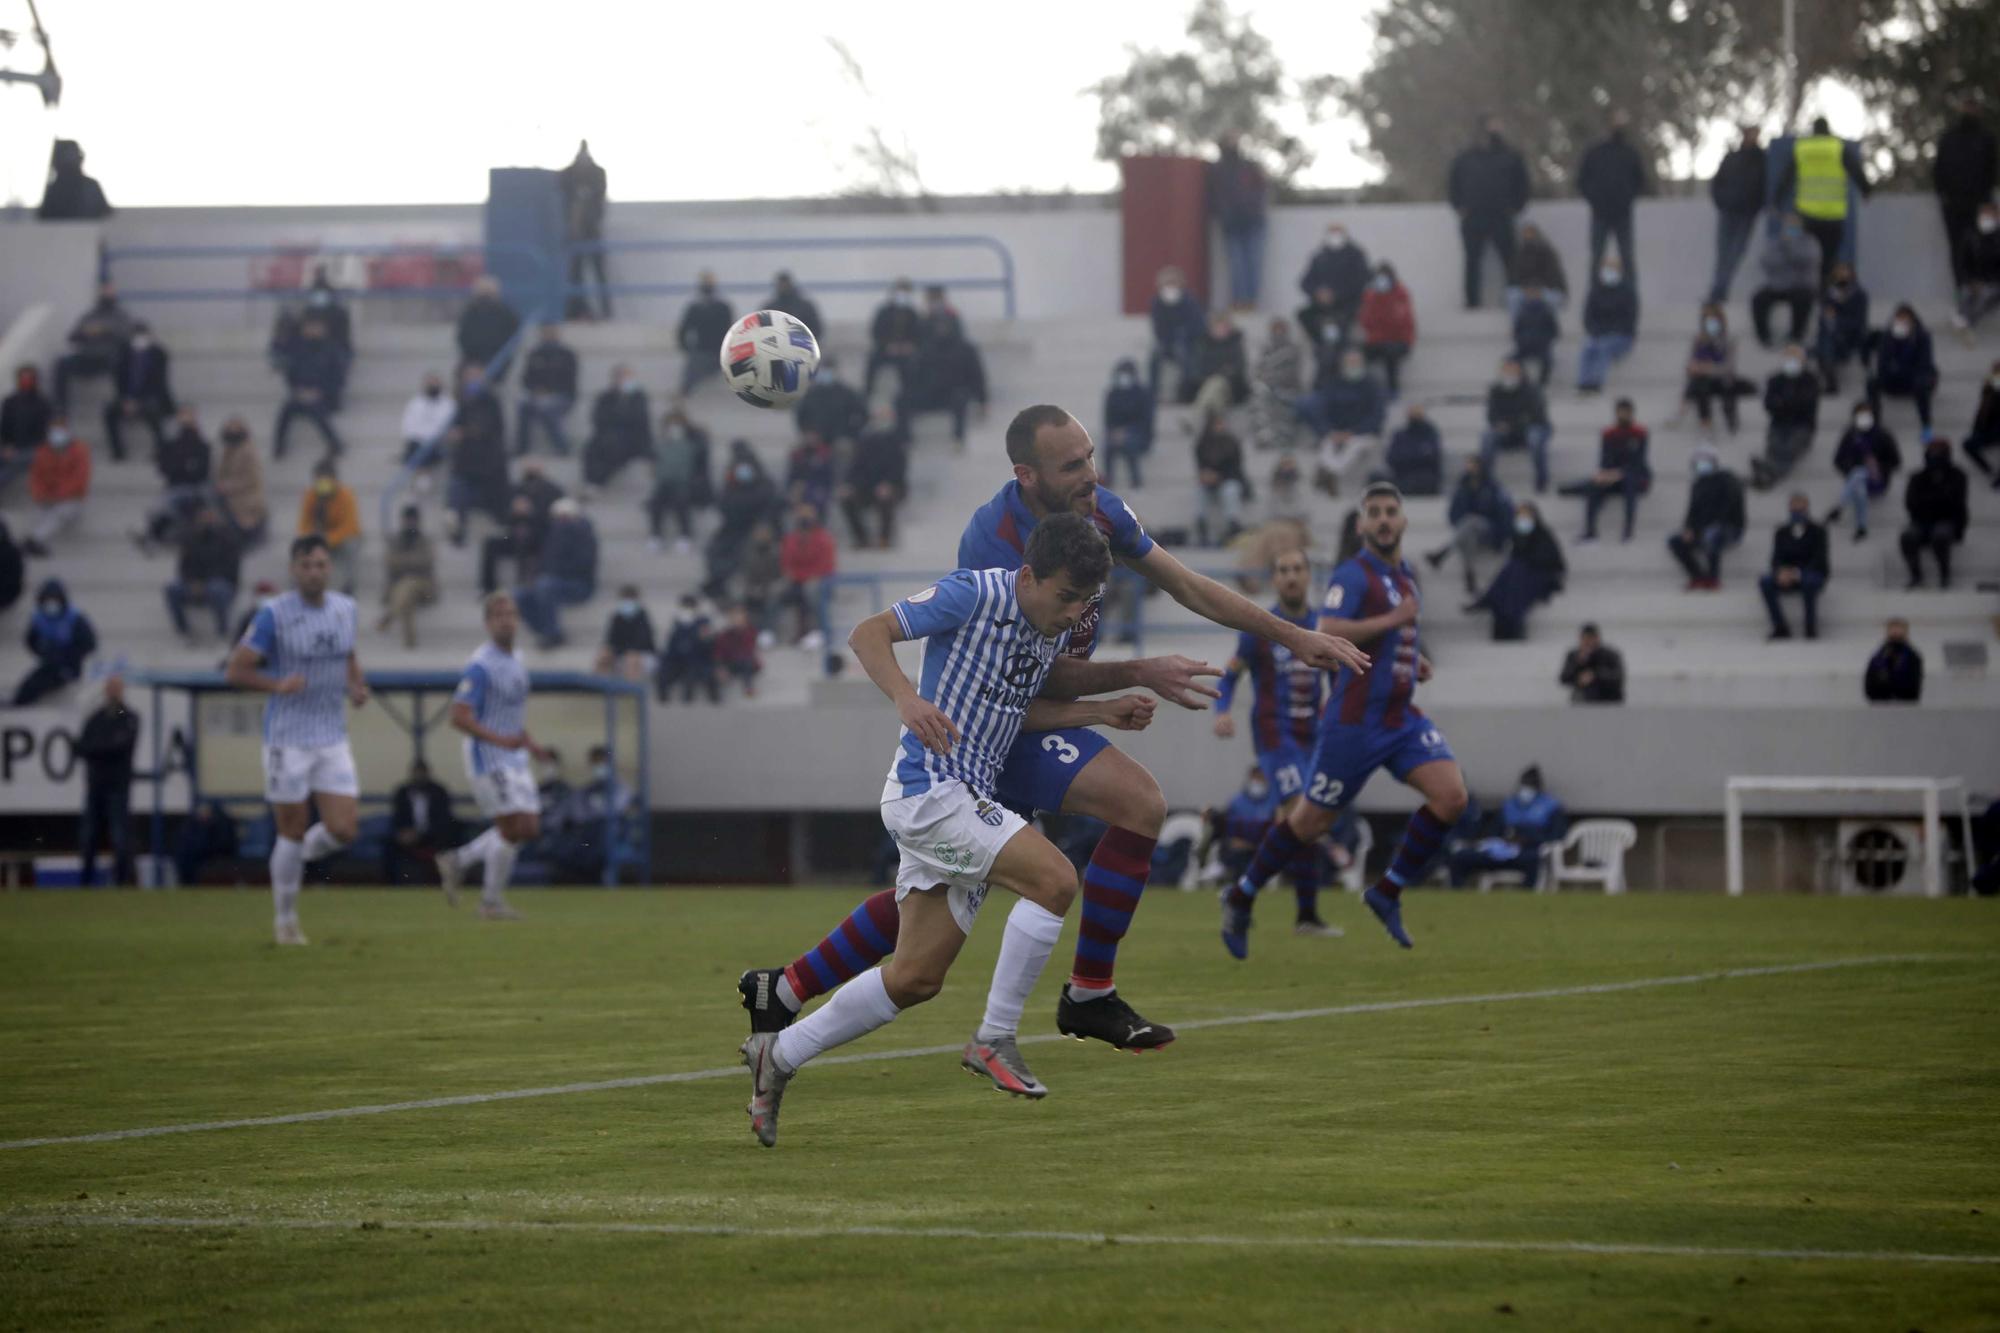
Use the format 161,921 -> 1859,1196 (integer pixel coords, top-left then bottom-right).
1426,456 -> 1514,595
456,277 -> 522,382
1102,357 -> 1155,487
22,414 -> 90,557
135,406 -> 212,549
1192,412 -> 1250,547
1357,263 -> 1416,397
1295,285 -> 1348,386
703,442 -> 779,597
763,271 -> 822,335
1814,263 -> 1870,396
516,324 -> 579,457
1298,223 -> 1371,344
53,282 -> 134,412
297,458 -> 362,593
1867,304 -> 1939,434
515,498 -> 598,649
445,363 -> 509,544
1824,401 -> 1902,541
14,578 -> 96,706
102,323 -> 173,462
646,405 -> 707,553
1863,618 -> 1922,702
1899,437 -> 1970,589
1961,362 -> 2000,485
713,604 -> 763,697
1675,304 -> 1752,436
1750,213 -> 1822,347
1478,357 -> 1551,494
896,300 -> 987,446
163,504 -> 241,643
1151,266 -> 1206,402
377,504 -> 437,648
1758,493 -> 1829,641
795,358 -> 867,452
735,521 -> 783,640
1466,502 -> 1565,641
1665,446 -> 1746,589
1504,222 -> 1568,318
1953,202 -> 2000,335
272,317 -> 346,458
596,585 -> 656,682
1752,344 -> 1821,491
838,409 -> 909,549
1577,255 -> 1638,394
1566,398 -> 1649,543
1446,765 -> 1567,887
211,417 -> 266,545
1383,404 -> 1443,497
1299,346 -> 1386,497
654,594 -> 719,704
1934,100 -> 1996,290
778,503 -> 835,650
1707,125 -> 1768,303
400,372 -> 456,481
865,279 -> 921,398
1185,312 -> 1249,418
1451,116 -> 1532,309
1510,284 -> 1560,389
0,364 -> 52,492
1559,624 -> 1625,704
582,365 -> 652,490
677,271 -> 735,396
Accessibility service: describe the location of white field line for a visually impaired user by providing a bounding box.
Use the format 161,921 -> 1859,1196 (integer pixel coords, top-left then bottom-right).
0,953 -> 1954,1153
3,1213 -> 1996,1267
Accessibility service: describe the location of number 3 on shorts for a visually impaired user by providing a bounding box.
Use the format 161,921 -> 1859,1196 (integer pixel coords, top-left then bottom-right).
1041,734 -> 1081,765
1308,774 -> 1345,806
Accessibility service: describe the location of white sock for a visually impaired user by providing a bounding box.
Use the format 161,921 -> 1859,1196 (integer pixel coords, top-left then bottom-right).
977,899 -> 1065,1041
454,828 -> 500,867
775,972 -> 802,1013
300,822 -> 346,863
772,967 -> 900,1074
1067,980 -> 1116,1002
270,836 -> 303,925
483,838 -> 521,905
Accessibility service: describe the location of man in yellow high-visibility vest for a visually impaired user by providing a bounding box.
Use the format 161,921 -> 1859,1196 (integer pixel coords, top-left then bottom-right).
1774,116 -> 1872,281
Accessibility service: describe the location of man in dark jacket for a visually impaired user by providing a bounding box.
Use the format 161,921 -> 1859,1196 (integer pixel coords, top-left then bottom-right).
1758,493 -> 1830,640
795,357 -> 868,447
764,272 -> 822,334
386,759 -> 457,887
1899,437 -> 1969,588
54,282 -> 134,411
581,366 -> 652,488
456,277 -> 522,381
517,323 -> 580,456
1207,131 -> 1269,310
897,325 -> 987,445
102,324 -> 172,462
1577,111 -> 1649,277
38,140 -> 112,221
76,676 -> 139,886
480,463 -> 564,593
1383,404 -> 1443,496
1150,266 -> 1208,401
1954,201 -> 2000,333
1572,398 -> 1650,542
1297,224 -> 1371,340
1708,125 -> 1768,302
1478,357 -> 1552,493
839,410 -> 909,549
866,279 -> 921,397
272,320 -> 346,458
677,271 -> 735,395
1,365 -> 52,489
1426,455 -> 1515,594
1559,624 -> 1625,703
1666,447 -> 1746,589
560,141 -> 611,319
15,578 -> 96,705
1448,115 -> 1531,308
516,499 -> 598,648
163,505 -> 241,640
1933,101 -> 1997,288
445,365 -> 511,543
1863,618 -> 1923,702
1752,346 -> 1820,490
1578,255 -> 1639,392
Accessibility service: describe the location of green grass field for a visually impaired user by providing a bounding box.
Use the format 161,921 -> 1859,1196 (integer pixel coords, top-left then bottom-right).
2,886 -> 1997,1331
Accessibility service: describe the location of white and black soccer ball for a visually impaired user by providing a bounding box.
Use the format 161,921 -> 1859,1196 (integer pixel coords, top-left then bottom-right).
720,310 -> 821,409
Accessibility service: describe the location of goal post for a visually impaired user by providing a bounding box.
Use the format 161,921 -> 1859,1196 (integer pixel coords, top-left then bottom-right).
1723,775 -> 1973,898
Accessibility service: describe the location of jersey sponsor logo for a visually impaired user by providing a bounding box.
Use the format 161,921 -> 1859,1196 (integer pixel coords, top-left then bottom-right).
906,585 -> 938,604
933,841 -> 972,873
998,651 -> 1045,688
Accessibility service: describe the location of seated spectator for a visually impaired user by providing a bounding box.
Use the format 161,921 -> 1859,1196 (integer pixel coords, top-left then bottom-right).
136,406 -> 212,548
582,365 -> 652,489
1,364 -> 52,492
445,364 -> 510,544
1963,360 -> 2000,484
1295,284 -> 1347,385
1192,412 -> 1249,546
865,278 -> 921,397
1510,284 -> 1560,388
1265,452 -> 1309,526
1425,455 -> 1514,595
14,578 -> 95,706
1357,262 -> 1415,397
1758,493 -> 1830,640
0,519 -> 20,615
838,408 -> 909,549
1382,403 -> 1443,496
795,356 -> 867,448
377,504 -> 437,648
1866,303 -> 1938,434
1750,213 -> 1822,346
1752,345 -> 1821,490
1102,358 -> 1155,486
1466,501 -> 1565,640
1248,320 -> 1304,454
174,800 -> 240,889
784,431 -> 836,516
1505,221 -> 1568,315
1185,311 -> 1249,417
736,521 -> 783,640
456,276 -> 521,381
1151,266 -> 1206,401
1675,304 -> 1752,436
676,271 -> 735,395
897,318 -> 988,446
1478,356 -> 1551,494
22,415 -> 90,557
778,503 -> 835,649
1560,623 -> 1625,703
1301,347 -> 1387,496
646,405 -> 706,553
920,284 -> 966,342
1567,398 -> 1650,543
1446,765 -> 1567,887
1863,618 -> 1922,702
516,323 -> 579,457
703,441 -> 780,596
53,281 -> 134,411
211,417 -> 265,544
714,604 -> 763,697
764,271 -> 822,333
1814,262 -> 1870,395
1899,437 -> 1969,589
1577,253 -> 1638,393
654,594 -> 719,703
595,585 -> 656,682
1665,446 -> 1746,590
297,458 -> 362,595
273,317 -> 346,458
102,322 -> 173,462
385,758 -> 457,887
163,504 -> 241,642
400,371 -> 456,481
1952,201 -> 2000,334
1297,222 -> 1371,346
1824,401 -> 1903,541
515,497 -> 597,649
481,493 -> 543,596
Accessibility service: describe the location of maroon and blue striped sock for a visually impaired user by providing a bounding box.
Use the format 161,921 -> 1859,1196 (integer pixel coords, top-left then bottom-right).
1227,821 -> 1306,909
1374,805 -> 1451,900
1288,845 -> 1323,922
1068,826 -> 1156,998
783,889 -> 899,1007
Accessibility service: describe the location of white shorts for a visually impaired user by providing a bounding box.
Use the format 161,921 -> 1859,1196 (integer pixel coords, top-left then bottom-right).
879,779 -> 1026,935
470,763 -> 541,819
263,742 -> 359,805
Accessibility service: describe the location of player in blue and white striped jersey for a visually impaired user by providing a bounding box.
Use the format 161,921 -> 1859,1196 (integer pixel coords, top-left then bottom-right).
437,592 -> 549,920
224,535 -> 370,945
740,513 -> 1159,1145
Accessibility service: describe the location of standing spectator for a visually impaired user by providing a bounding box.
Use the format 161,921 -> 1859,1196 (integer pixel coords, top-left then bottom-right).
272,318 -> 346,458
1577,253 -> 1638,394
102,323 -> 172,462
1863,618 -> 1923,702
1867,304 -> 1938,434
1572,398 -> 1650,543
515,498 -> 598,649
646,405 -> 705,553
1425,455 -> 1514,595
838,409 -> 909,549
1758,493 -> 1830,640
654,594 -> 719,704
1676,305 -> 1751,436
1150,266 -> 1206,402
1815,262 -> 1871,395
778,502 -> 835,649
37,140 -> 111,221
1247,322 -> 1304,454
1207,131 -> 1269,311
1357,263 -> 1415,398
302,269 -> 354,360
1300,346 -> 1386,496
456,276 -> 522,381
163,505 -> 241,641
582,365 -> 652,489
1898,437 -> 1969,589
1825,401 -> 1903,541
136,406 -> 211,547
1665,446 -> 1746,590
297,458 -> 362,595
385,759 -> 457,887
1933,99 -> 1997,290
1466,502 -> 1565,641
1962,361 -> 2000,483
516,324 -> 579,456
1708,125 -> 1769,302
1751,345 -> 1821,490
1954,201 -> 2000,334
897,320 -> 987,446
1505,221 -> 1568,315
377,504 -> 437,648
22,415 -> 90,557
76,677 -> 139,886
1297,222 -> 1370,343
1775,116 -> 1870,280
865,279 -> 921,397
1576,109 -> 1648,276
1383,403 -> 1443,496
400,371 -> 456,478
713,604 -> 763,697
211,418 -> 266,544
595,586 -> 656,682
1478,356 -> 1552,494
1102,358 -> 1155,487
1510,285 -> 1560,388
446,364 -> 510,544
1750,213 -> 1823,346
14,579 -> 95,705
1192,412 -> 1249,546
1559,624 -> 1625,703
1,365 -> 52,488
794,356 -> 867,448
764,271 -> 822,333
1448,114 -> 1531,309
677,272 -> 735,396
560,141 -> 611,319
53,282 -> 134,411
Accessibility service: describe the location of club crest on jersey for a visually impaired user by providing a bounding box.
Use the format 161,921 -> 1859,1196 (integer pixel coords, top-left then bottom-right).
1385,586 -> 1402,606
974,798 -> 1005,828
1325,583 -> 1346,611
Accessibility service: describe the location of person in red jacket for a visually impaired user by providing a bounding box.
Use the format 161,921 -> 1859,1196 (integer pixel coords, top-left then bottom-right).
778,502 -> 837,649
24,414 -> 91,556
1357,263 -> 1417,398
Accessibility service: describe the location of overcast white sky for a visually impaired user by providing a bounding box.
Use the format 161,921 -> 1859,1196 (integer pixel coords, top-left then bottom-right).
0,0 -> 1380,208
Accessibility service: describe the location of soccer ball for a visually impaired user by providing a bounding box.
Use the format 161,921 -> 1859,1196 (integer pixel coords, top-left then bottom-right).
720,310 -> 821,408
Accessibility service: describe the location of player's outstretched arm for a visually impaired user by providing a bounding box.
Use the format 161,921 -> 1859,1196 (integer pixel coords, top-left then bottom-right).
1132,546 -> 1370,674
849,607 -> 959,755
1316,593 -> 1419,650
1042,653 -> 1221,710
223,643 -> 302,695
1024,693 -> 1156,734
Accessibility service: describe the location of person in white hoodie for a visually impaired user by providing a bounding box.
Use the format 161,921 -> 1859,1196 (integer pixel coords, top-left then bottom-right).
399,371 -> 457,493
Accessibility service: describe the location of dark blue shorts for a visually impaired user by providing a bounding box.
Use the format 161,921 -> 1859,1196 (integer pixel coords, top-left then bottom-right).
1256,739 -> 1312,802
1304,719 -> 1456,810
996,726 -> 1113,817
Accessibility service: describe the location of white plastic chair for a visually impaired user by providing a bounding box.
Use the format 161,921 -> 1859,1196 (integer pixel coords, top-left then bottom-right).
1542,819 -> 1639,894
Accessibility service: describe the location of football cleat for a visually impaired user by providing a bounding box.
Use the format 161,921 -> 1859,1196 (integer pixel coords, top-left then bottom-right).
741,1033 -> 794,1148
1056,985 -> 1175,1050
436,851 -> 462,908
1220,896 -> 1253,960
1293,916 -> 1345,938
961,1035 -> 1049,1099
1363,886 -> 1414,949
738,968 -> 797,1035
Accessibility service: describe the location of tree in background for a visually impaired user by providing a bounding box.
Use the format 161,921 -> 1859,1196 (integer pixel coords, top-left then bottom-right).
1850,0 -> 2000,185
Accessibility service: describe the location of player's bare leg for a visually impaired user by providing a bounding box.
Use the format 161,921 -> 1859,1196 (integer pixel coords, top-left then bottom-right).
1361,759 -> 1469,949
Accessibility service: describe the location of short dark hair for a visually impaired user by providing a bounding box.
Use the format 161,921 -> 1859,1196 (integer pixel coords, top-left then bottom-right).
290,534 -> 330,561
1614,397 -> 1634,412
1361,480 -> 1403,505
1005,404 -> 1073,467
1023,511 -> 1111,588
1580,622 -> 1600,637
